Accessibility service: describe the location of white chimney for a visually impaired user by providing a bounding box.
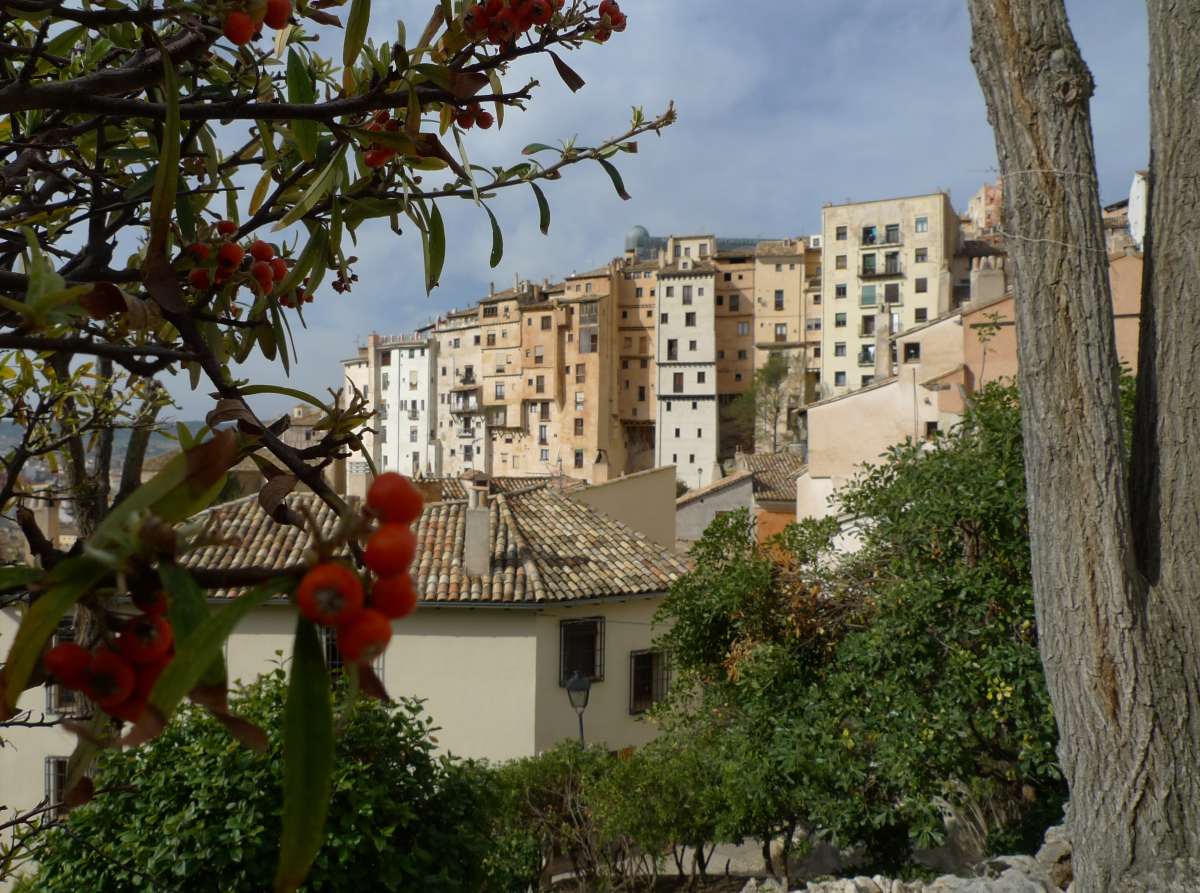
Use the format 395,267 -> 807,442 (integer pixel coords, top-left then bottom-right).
464,480 -> 490,577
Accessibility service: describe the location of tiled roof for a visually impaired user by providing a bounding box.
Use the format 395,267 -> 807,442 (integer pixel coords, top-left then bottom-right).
740,452 -> 806,503
417,475 -> 587,501
142,451 -> 260,473
184,485 -> 688,604
676,470 -> 753,507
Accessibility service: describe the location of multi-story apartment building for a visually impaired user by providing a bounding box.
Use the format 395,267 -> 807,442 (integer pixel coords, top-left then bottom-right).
819,192 -> 958,397
614,236 -> 659,471
340,331 -> 440,494
751,238 -> 812,449
434,308 -> 486,476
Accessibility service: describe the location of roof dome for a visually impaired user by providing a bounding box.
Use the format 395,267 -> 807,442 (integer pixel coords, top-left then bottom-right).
624,225 -> 651,251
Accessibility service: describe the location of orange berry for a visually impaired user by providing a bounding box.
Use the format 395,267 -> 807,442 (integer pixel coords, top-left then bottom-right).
185,242 -> 212,261
249,240 -> 275,262
364,148 -> 394,168
250,260 -> 274,292
337,609 -> 392,663
117,614 -> 174,665
455,109 -> 475,129
296,563 -> 364,626
44,642 -> 90,689
364,523 -> 417,576
223,11 -> 255,45
133,590 -> 168,616
217,242 -> 245,269
372,574 -> 418,620
475,108 -> 494,130
188,267 -> 212,290
216,219 -> 238,237
263,0 -> 291,29
366,472 -> 424,524
270,257 -> 289,281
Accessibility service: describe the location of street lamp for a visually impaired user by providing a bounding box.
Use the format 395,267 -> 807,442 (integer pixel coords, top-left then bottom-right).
565,670 -> 592,745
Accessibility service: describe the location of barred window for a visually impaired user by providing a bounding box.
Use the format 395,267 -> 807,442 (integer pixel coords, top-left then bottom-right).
46,616 -> 78,714
44,756 -> 68,818
321,625 -> 385,678
559,618 -> 604,685
629,650 -> 670,714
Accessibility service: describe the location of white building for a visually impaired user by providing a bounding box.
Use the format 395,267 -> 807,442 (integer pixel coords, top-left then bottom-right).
434,309 -> 488,477
655,262 -> 721,488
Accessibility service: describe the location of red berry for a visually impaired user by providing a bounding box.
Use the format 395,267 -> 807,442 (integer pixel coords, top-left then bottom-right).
593,24 -> 611,42
513,0 -> 535,30
186,242 -> 212,262
475,108 -> 495,130
371,574 -> 418,620
44,643 -> 90,689
216,219 -> 239,237
270,257 -> 289,281
487,8 -> 518,44
223,11 -> 255,45
599,0 -> 618,15
217,242 -> 245,269
249,240 -> 275,262
373,109 -> 390,124
364,148 -> 394,168
117,614 -> 174,664
528,0 -> 552,26
484,0 -> 503,15
188,267 -> 212,290
85,649 -> 136,711
455,109 -> 475,129
250,260 -> 275,292
463,3 -> 489,35
134,589 -> 169,616
364,523 -> 417,576
263,0 -> 291,29
367,472 -> 425,524
297,563 -> 365,627
337,609 -> 392,663
609,10 -> 626,31
133,652 -> 173,701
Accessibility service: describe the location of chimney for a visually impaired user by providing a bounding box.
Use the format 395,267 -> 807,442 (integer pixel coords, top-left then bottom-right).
464,478 -> 490,577
489,281 -> 495,297
513,272 -> 520,291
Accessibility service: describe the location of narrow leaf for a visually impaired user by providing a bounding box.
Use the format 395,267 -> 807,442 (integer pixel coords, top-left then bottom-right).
522,143 -> 557,156
272,147 -> 345,232
249,169 -> 273,215
530,182 -> 551,235
425,202 -> 445,293
342,0 -> 370,70
274,618 -> 334,893
240,384 -> 330,410
482,203 -> 503,268
159,563 -> 226,688
146,42 -> 181,258
286,50 -> 318,161
548,50 -> 585,92
597,158 -> 631,201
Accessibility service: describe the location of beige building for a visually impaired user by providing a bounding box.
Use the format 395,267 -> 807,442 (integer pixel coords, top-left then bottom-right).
433,307 -> 486,476
0,482 -> 689,872
820,192 -> 959,397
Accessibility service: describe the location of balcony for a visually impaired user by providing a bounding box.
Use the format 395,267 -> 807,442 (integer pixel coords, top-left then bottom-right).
408,410 -> 420,420
458,427 -> 475,439
807,276 -> 822,288
860,262 -> 903,280
858,350 -> 876,367
861,228 -> 902,248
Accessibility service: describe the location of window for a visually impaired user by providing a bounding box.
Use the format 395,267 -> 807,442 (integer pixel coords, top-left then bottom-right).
861,285 -> 876,306
697,371 -> 706,383
576,363 -> 586,384
381,372 -> 390,390
45,757 -> 69,817
834,342 -> 847,358
862,225 -> 877,245
862,375 -> 874,386
835,254 -> 847,270
685,312 -> 696,327
688,340 -> 697,351
667,338 -> 678,361
689,454 -> 695,463
885,223 -> 900,243
495,383 -> 505,399
574,418 -> 584,436
660,312 -> 669,324
737,350 -> 748,360
915,277 -> 928,294
775,263 -> 782,273
540,448 -> 550,462
46,617 -> 77,714
723,272 -> 732,282
473,335 -> 480,345
775,323 -> 788,341
915,216 -> 929,233
835,284 -> 847,299
696,429 -> 703,438
861,316 -> 876,337
665,286 -> 675,298
635,287 -> 643,298
640,357 -> 648,369
915,247 -> 928,263
638,385 -> 646,401
622,359 -> 629,370
699,243 -> 708,257
673,372 -> 684,392
716,295 -> 724,306
813,346 -> 822,358
774,290 -> 785,311
859,343 -> 876,365
560,618 -> 604,683
885,283 -> 901,303
536,375 -> 545,394
574,449 -> 585,469
674,427 -> 681,438
682,286 -> 693,304
483,305 -> 498,318
914,308 -> 929,323
541,315 -> 552,330
410,427 -> 419,443
925,421 -> 939,440
684,246 -> 691,257
904,342 -> 922,362
486,333 -> 496,347
835,225 -> 847,240
737,322 -> 750,336
834,371 -> 847,387
575,391 -> 585,409
718,350 -> 725,359
730,295 -> 740,312
538,424 -> 549,445
834,313 -> 847,328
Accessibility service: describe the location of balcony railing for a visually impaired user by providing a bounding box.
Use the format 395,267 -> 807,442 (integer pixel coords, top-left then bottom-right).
861,231 -> 902,247
860,262 -> 903,280
858,351 -> 876,367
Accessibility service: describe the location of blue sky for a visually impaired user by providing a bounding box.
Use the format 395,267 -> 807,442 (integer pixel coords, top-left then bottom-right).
167,0 -> 1150,418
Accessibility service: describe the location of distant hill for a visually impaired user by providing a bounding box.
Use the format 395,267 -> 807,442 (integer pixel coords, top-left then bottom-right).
0,420 -> 207,463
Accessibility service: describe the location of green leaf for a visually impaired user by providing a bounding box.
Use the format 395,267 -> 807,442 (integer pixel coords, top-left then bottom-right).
597,158 -> 631,201
0,566 -> 41,591
272,148 -> 345,232
144,578 -> 290,727
147,41 -> 181,258
522,143 -> 557,156
274,618 -> 334,893
424,202 -> 445,294
0,558 -> 107,717
530,182 -> 551,235
342,0 -> 370,70
240,384 -> 330,411
286,50 -> 318,162
482,202 -> 503,268
159,563 -> 225,689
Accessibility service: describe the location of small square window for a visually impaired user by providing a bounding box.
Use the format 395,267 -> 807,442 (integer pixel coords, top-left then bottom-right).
660,313 -> 669,324
835,371 -> 847,387
915,216 -> 929,233
560,618 -> 604,684
835,255 -> 847,270
835,226 -> 848,240
834,342 -> 846,357
835,284 -> 847,299
915,278 -> 928,294
915,308 -> 929,323
904,343 -> 922,362
915,247 -> 928,263
834,313 -> 847,328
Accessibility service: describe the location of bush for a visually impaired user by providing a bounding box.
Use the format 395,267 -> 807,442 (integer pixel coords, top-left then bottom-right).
31,671 -> 494,892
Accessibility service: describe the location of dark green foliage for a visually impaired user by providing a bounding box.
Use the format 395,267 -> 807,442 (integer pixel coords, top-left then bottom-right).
31,671 -> 494,892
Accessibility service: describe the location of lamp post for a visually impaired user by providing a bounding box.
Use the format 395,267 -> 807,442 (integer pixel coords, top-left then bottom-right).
565,670 -> 592,746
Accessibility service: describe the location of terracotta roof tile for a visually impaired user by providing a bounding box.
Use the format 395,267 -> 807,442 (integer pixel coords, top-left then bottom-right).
741,452 -> 806,503
185,484 -> 688,604
676,470 -> 753,507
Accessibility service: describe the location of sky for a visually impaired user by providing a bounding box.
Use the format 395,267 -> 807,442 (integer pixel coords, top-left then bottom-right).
166,0 -> 1151,419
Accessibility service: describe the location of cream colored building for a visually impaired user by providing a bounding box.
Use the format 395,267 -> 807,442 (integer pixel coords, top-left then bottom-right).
751,239 -> 813,450
0,482 -> 689,881
820,192 -> 959,397
434,308 -> 486,476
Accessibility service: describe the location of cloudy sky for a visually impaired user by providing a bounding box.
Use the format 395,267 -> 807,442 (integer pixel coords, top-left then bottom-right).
167,0 -> 1150,419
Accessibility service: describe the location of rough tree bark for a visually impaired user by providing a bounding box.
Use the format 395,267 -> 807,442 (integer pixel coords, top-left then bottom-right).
967,1 -> 1200,890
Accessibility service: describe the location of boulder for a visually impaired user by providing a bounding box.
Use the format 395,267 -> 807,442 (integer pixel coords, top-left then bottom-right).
1035,824 -> 1072,890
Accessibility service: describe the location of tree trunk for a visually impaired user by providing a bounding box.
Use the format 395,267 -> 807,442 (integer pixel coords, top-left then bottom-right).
967,1 -> 1200,889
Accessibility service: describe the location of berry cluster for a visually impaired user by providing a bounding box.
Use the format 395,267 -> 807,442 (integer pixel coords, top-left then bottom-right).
184,221 -> 312,307
43,593 -> 175,724
295,473 -> 424,664
593,0 -> 626,41
462,0 -> 561,45
224,0 -> 292,46
455,103 -> 495,131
